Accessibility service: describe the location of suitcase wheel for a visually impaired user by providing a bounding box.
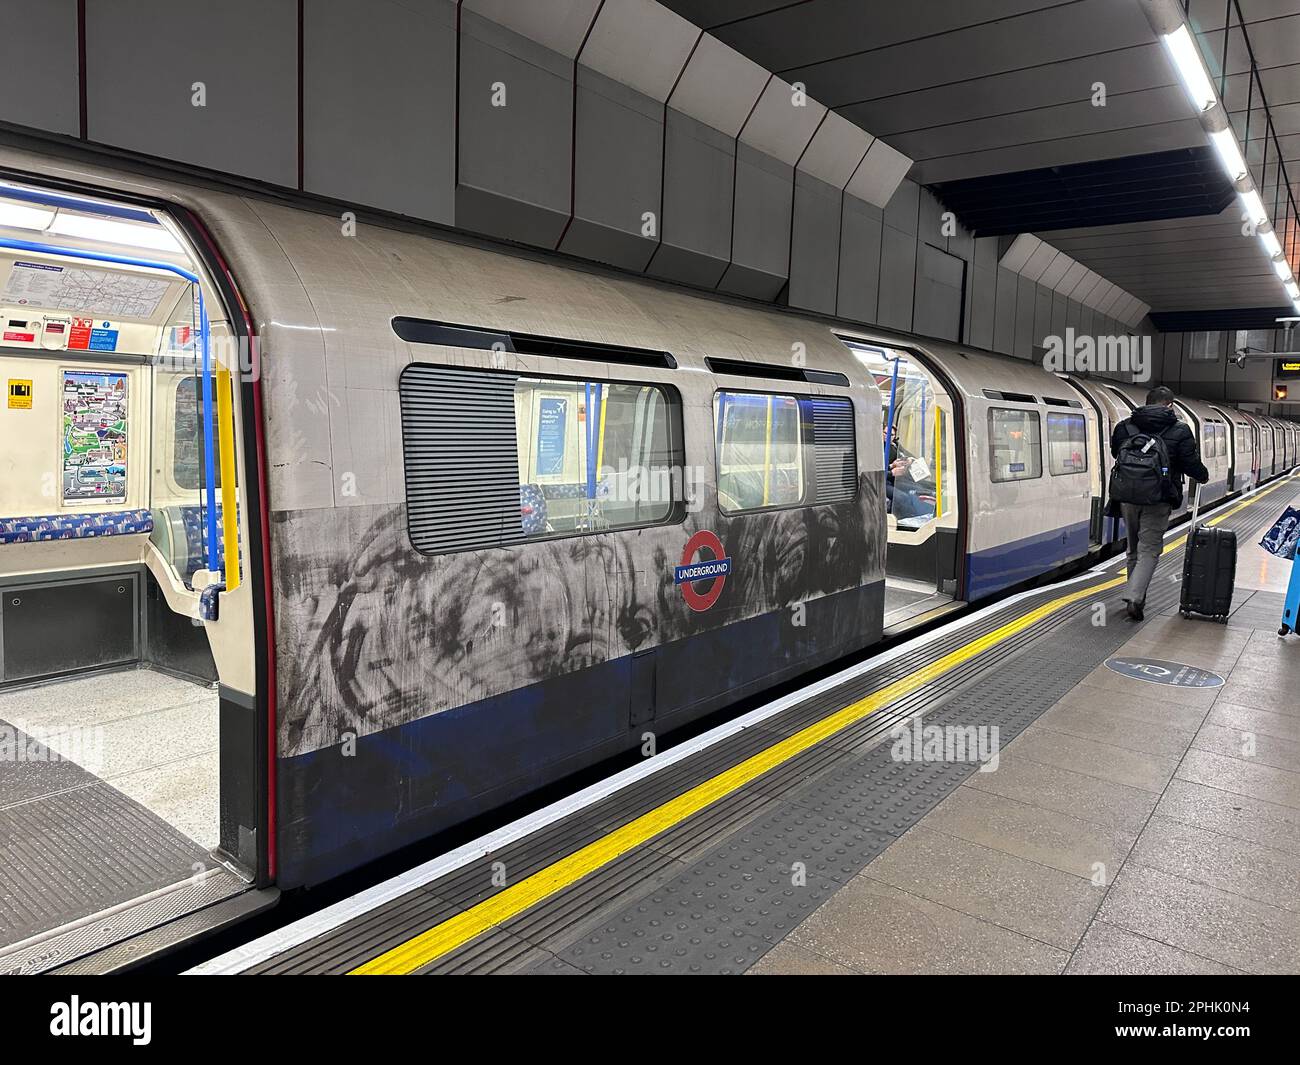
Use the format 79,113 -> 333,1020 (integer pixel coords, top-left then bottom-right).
1281,626 -> 1292,637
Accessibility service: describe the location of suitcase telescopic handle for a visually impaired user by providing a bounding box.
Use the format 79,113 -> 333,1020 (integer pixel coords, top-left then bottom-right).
1189,481 -> 1201,531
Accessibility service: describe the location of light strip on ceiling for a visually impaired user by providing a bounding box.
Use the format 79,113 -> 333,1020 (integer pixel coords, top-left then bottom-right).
47,212 -> 183,252
0,201 -> 56,230
1239,188 -> 1268,228
1163,24 -> 1218,112
1158,12 -> 1299,309
1209,126 -> 1248,182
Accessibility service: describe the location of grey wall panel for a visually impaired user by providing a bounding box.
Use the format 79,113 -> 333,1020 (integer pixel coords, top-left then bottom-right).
0,0 -> 79,135
1066,298 -> 1082,334
560,67 -> 663,270
649,109 -> 735,289
962,263 -> 974,344
993,266 -> 1018,355
456,13 -> 574,247
877,224 -> 917,332
1014,275 -> 1037,358
787,171 -> 843,315
85,0 -> 297,187
1050,291 -> 1067,341
917,187 -> 947,250
836,195 -> 881,323
883,177 -> 920,235
303,0 -> 456,223
718,143 -> 792,300
913,243 -> 964,342
947,218 -> 974,264
1033,282 -> 1053,353
973,235 -> 999,273
969,267 -> 996,350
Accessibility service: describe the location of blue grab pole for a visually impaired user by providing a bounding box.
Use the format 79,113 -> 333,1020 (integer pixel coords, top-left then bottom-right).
0,236 -> 219,574
883,356 -> 901,467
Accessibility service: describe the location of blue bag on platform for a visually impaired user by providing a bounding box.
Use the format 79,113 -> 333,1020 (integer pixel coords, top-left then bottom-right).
1261,506 -> 1300,560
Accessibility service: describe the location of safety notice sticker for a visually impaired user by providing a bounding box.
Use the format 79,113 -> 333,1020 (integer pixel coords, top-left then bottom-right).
8,379 -> 32,409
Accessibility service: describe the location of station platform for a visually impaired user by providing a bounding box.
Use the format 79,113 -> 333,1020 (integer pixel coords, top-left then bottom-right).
194,477 -> 1300,977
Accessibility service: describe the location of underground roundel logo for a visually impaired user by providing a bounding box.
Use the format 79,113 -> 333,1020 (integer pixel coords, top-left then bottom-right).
675,529 -> 731,612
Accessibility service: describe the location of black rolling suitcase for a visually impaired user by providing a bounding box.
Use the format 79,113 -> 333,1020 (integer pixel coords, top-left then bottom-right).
1180,484 -> 1236,622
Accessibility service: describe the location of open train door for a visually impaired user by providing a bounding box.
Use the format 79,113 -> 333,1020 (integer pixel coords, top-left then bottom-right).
0,178 -> 268,971
838,335 -> 964,632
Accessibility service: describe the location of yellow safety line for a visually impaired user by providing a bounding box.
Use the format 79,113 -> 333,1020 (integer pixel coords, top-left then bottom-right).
215,366 -> 240,591
352,572 -> 1129,974
349,474 -> 1297,975
762,395 -> 773,506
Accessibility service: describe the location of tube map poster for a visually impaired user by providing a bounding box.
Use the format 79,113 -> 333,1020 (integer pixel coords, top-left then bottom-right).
62,370 -> 128,504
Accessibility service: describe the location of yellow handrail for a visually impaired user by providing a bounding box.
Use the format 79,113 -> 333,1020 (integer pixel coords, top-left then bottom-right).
215,365 -> 240,591
934,405 -> 943,519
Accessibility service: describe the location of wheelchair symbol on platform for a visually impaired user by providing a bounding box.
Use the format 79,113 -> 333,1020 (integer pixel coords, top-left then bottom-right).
1104,656 -> 1224,688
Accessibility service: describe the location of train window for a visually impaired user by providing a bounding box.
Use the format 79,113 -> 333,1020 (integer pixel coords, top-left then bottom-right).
399,364 -> 683,554
1046,412 -> 1088,475
173,376 -> 222,492
988,408 -> 1042,482
713,391 -> 857,513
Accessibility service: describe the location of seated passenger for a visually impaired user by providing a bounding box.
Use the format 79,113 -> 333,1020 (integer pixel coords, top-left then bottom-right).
885,429 -> 937,522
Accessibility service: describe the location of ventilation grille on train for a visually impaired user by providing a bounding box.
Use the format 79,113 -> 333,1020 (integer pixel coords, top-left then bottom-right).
399,364 -> 523,555
810,397 -> 857,505
392,316 -> 677,369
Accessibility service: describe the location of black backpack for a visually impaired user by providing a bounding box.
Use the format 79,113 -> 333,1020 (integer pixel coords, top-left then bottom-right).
1109,423 -> 1172,506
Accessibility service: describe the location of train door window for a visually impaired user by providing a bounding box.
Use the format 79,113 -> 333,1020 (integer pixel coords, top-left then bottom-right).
714,392 -> 805,512
989,408 -> 1042,482
1046,412 -> 1088,475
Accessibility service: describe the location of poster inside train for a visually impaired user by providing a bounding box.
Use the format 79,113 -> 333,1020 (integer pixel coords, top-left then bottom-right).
62,370 -> 128,504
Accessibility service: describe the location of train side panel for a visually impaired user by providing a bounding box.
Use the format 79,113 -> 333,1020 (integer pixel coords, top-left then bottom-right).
217,201 -> 888,887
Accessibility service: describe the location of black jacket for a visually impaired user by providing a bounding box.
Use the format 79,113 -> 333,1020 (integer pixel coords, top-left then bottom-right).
1110,403 -> 1209,508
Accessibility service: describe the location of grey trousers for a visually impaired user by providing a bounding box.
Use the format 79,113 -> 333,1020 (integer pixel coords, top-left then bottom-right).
1121,501 -> 1173,606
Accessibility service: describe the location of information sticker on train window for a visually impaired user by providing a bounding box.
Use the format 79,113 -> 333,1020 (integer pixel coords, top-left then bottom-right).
909,457 -> 932,482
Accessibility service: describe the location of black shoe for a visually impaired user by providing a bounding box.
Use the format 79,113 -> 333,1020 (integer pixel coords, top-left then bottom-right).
1125,600 -> 1145,622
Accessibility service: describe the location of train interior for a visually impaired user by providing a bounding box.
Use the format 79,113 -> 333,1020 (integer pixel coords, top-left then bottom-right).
0,179 -> 257,964
843,339 -> 962,630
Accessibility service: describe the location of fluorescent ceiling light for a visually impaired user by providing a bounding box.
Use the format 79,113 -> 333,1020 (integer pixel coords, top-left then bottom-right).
1239,188 -> 1268,227
1261,229 -> 1283,258
1286,279 -> 1300,299
1209,126 -> 1248,182
47,211 -> 182,252
1272,257 -> 1293,281
1163,24 -> 1218,112
0,200 -> 55,231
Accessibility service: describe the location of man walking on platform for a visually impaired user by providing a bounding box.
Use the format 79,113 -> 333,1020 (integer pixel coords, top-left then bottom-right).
1108,386 -> 1209,620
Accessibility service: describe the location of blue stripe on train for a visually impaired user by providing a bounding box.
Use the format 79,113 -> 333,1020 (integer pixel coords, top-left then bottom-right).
966,520 -> 1092,601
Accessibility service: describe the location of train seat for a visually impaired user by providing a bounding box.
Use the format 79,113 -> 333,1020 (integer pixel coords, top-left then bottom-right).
0,508 -> 154,543
150,502 -> 232,588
